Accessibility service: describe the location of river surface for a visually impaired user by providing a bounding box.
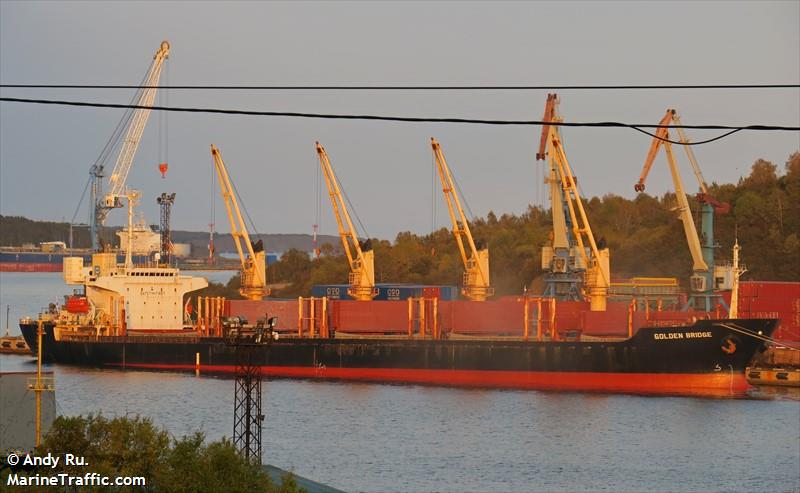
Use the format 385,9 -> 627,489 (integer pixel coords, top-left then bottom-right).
1,272 -> 799,493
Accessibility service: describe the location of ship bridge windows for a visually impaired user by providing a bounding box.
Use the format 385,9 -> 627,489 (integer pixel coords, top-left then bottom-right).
129,271 -> 176,277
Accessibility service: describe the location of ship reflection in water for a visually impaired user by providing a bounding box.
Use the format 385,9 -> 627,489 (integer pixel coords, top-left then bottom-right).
1,353 -> 799,493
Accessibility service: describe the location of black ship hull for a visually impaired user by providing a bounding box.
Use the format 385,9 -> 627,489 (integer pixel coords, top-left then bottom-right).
21,318 -> 777,395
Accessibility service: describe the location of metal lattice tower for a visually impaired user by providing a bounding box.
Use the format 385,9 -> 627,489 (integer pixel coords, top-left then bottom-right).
157,193 -> 175,264
233,344 -> 263,463
228,320 -> 275,465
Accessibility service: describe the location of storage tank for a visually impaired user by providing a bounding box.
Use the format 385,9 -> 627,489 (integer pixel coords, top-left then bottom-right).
63,257 -> 85,284
172,243 -> 191,258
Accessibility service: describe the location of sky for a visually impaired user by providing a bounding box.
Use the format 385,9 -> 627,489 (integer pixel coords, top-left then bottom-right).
1,1 -> 798,242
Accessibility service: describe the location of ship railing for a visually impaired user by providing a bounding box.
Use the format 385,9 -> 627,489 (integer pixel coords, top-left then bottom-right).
519,296 -> 557,342
53,323 -> 125,341
407,297 -> 440,339
297,297 -> 329,338
27,377 -> 56,391
57,333 -> 203,344
195,296 -> 226,337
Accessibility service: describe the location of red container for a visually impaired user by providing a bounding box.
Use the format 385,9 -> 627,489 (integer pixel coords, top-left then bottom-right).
448,299 -> 525,335
421,287 -> 441,299
721,281 -> 800,343
333,300 -> 408,334
227,300 -> 299,331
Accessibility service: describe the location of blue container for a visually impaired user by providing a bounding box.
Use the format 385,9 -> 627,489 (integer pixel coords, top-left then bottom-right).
311,284 -> 353,300
440,285 -> 459,300
373,284 -> 423,301
311,283 -> 459,301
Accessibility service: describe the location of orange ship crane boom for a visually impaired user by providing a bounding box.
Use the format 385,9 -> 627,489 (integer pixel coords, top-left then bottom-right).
210,144 -> 269,301
636,110 -> 730,213
634,109 -> 708,272
316,142 -> 377,301
537,93 -> 569,251
430,138 -> 493,301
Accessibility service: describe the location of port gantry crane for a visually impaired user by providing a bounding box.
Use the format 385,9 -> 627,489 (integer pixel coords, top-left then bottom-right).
536,94 -> 610,311
635,109 -> 732,312
316,142 -> 378,301
89,40 -> 170,251
210,145 -> 269,301
430,138 -> 493,301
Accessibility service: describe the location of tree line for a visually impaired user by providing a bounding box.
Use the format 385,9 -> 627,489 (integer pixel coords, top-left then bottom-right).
263,152 -> 799,299
3,153 -> 797,299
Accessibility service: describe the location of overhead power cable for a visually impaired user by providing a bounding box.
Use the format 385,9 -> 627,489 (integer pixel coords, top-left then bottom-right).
2,83 -> 798,90
1,97 -> 798,146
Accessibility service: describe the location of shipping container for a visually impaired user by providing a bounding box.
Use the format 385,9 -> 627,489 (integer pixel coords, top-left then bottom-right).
311,284 -> 353,300
312,283 -> 458,301
720,281 -> 800,343
421,285 -> 459,300
373,285 -> 423,301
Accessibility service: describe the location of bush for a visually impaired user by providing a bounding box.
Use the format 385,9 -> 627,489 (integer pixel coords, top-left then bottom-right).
3,414 -> 304,493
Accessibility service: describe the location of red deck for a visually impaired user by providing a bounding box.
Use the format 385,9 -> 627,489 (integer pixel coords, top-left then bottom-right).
225,281 -> 799,343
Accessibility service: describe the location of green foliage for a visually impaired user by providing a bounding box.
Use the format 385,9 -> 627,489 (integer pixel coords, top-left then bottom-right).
4,153 -> 798,298
2,414 -> 305,492
268,153 -> 800,296
192,274 -> 243,301
0,215 -> 91,248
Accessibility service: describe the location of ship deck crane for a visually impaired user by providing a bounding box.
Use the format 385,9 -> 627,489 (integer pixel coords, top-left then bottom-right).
90,40 -> 170,251
635,109 -> 731,311
210,145 -> 269,301
430,138 -> 493,301
537,94 -> 610,311
316,143 -> 377,301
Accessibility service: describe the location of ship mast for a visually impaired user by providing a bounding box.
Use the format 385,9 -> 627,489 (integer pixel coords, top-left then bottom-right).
29,320 -> 55,448
729,238 -> 746,318
124,190 -> 140,270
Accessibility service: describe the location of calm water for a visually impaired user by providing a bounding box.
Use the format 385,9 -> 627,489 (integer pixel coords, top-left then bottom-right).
1,272 -> 799,493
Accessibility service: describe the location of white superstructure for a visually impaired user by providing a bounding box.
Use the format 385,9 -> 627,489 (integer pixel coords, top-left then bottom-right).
62,254 -> 207,333
60,193 -> 207,335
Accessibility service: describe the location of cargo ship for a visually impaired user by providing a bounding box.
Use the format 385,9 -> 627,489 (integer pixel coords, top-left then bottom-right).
0,244 -> 93,272
19,253 -> 779,397
1,225 -> 157,273
0,248 -> 152,272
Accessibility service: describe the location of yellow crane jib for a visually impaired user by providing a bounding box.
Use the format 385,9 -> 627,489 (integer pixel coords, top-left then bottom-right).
316,142 -> 377,301
539,94 -> 610,311
537,94 -> 569,252
210,144 -> 269,301
430,138 -> 493,301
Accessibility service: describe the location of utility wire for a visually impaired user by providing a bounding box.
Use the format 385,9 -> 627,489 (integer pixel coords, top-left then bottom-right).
1,97 -> 798,146
2,83 -> 798,90
70,177 -> 91,224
